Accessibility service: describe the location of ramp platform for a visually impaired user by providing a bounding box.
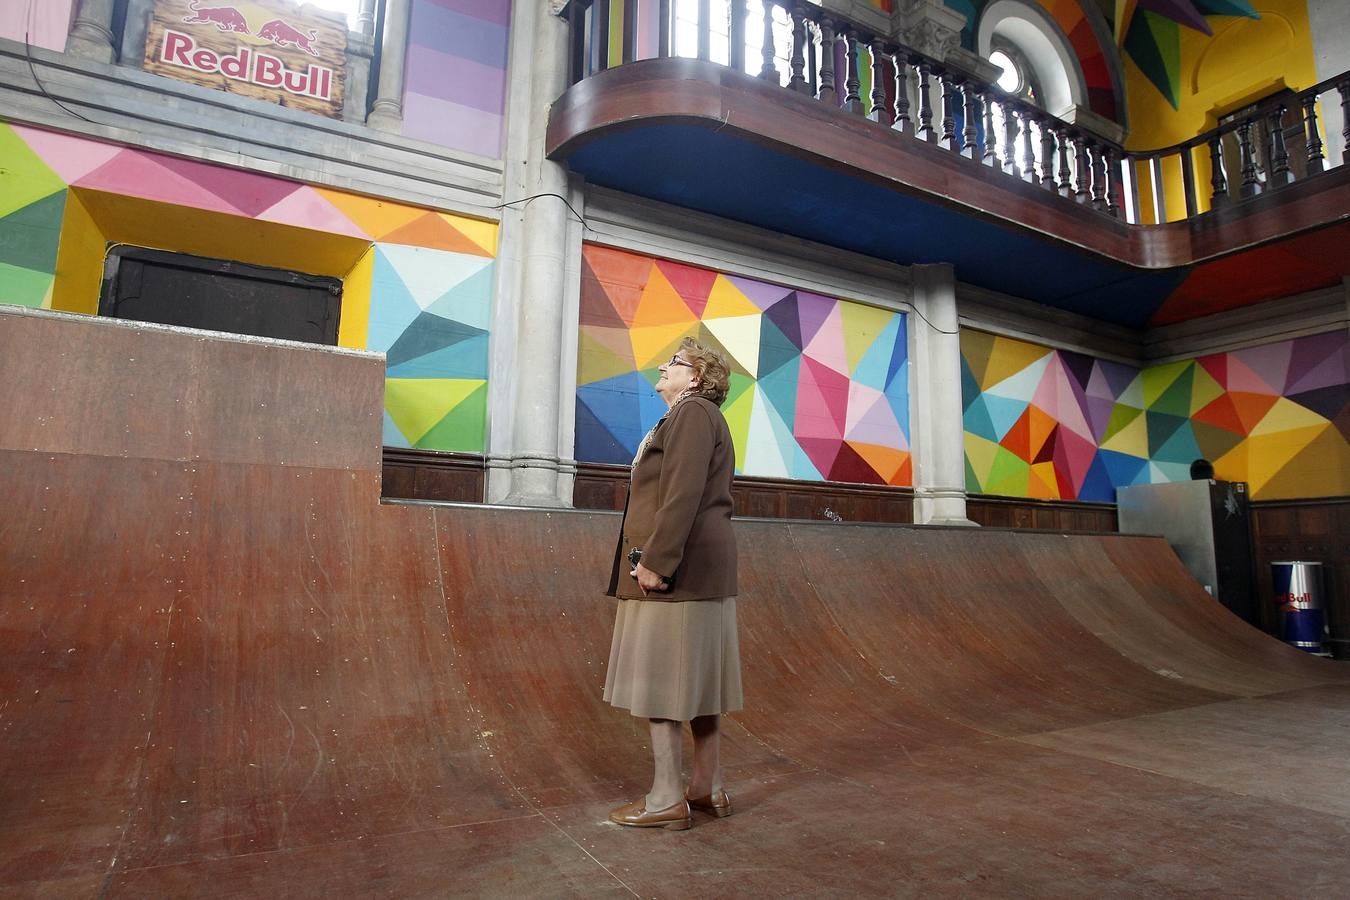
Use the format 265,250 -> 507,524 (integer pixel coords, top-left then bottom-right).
2,307 -> 1347,897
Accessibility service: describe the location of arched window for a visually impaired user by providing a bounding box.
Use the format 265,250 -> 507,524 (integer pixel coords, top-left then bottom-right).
976,0 -> 1087,118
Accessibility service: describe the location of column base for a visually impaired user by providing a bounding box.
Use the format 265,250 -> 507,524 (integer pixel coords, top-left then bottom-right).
486,455 -> 575,508
365,109 -> 403,133
913,490 -> 978,527
66,31 -> 116,64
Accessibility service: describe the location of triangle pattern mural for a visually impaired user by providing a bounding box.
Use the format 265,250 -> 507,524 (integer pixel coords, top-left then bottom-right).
2,121 -> 499,456
962,329 -> 1349,501
577,245 -> 910,485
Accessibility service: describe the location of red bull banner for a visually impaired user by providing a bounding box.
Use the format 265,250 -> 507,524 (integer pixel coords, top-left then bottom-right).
144,0 -> 346,119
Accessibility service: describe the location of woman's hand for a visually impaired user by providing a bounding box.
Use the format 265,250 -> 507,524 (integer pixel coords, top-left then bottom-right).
631,562 -> 668,595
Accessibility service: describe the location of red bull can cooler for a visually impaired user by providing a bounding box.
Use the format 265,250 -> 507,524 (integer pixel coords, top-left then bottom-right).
1272,561 -> 1327,654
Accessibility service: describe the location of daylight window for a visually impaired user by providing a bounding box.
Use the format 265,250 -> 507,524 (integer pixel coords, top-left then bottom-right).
989,49 -> 1022,94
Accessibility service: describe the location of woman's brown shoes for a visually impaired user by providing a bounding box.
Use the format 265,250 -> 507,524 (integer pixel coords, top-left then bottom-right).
686,788 -> 733,818
608,797 -> 692,830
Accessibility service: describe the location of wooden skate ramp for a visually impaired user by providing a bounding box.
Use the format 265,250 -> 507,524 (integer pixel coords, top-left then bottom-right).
3,307 -> 1348,898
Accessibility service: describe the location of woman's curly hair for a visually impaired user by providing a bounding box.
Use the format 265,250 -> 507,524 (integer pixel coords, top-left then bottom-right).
679,336 -> 731,406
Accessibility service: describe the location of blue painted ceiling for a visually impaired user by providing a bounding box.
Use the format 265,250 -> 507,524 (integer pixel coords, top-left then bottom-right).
564,123 -> 1190,329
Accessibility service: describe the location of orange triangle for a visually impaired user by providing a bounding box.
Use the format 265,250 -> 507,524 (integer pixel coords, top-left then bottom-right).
1000,407 -> 1033,460
380,213 -> 494,255
1027,463 -> 1059,499
1027,406 -> 1058,460
1192,393 -> 1245,433
846,441 -> 908,484
1229,391 -> 1279,433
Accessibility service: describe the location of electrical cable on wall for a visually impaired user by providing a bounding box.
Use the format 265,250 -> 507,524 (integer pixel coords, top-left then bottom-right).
24,0 -> 100,125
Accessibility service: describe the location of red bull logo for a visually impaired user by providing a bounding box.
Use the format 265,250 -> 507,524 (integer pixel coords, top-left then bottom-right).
182,1 -> 251,34
161,29 -> 334,99
1278,591 -> 1313,612
256,18 -> 320,57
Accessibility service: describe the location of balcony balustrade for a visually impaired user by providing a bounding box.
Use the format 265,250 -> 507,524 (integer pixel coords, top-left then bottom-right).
560,0 -> 1349,228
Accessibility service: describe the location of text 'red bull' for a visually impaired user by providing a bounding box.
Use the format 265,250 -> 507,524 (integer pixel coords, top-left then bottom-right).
160,29 -> 333,99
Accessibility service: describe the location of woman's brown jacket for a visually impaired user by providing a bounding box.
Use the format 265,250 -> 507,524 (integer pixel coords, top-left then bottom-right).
606,396 -> 737,601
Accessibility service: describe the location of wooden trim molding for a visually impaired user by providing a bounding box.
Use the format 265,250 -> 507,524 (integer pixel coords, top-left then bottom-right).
574,462 -> 914,523
381,448 -> 485,503
965,493 -> 1118,533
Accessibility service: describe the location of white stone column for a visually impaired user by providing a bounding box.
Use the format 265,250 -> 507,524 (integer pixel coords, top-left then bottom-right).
366,0 -> 412,132
356,0 -> 378,36
67,0 -> 117,63
484,0 -> 581,507
909,263 -> 977,526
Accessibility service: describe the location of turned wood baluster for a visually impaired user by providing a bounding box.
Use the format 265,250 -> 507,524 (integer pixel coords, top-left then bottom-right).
961,82 -> 980,158
816,18 -> 837,106
843,31 -> 863,113
788,6 -> 809,93
1208,135 -> 1228,206
916,60 -> 934,140
982,88 -> 998,165
1039,118 -> 1057,189
1103,148 -> 1121,217
759,1 -> 778,81
567,0 -> 585,82
1089,142 -> 1107,210
892,51 -> 911,132
594,0 -> 611,72
1301,94 -> 1325,174
1020,108 -> 1036,182
938,71 -> 958,150
1341,79 -> 1350,156
869,39 -> 890,122
1056,128 -> 1073,197
1178,146 -> 1198,217
1268,105 -> 1293,186
1237,118 -> 1262,198
1073,135 -> 1090,203
1002,100 -> 1019,175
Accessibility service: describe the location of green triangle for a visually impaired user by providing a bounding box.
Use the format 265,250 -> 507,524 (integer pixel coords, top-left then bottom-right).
414,382 -> 487,452
964,453 -> 982,492
1151,364 -> 1195,417
0,190 -> 66,273
1102,404 -> 1144,443
1125,11 -> 1180,109
385,378 -> 484,444
985,445 -> 1030,495
722,377 -> 755,456
0,261 -> 55,308
0,126 -> 67,218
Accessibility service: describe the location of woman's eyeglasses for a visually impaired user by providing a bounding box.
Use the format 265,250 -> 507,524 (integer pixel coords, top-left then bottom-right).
665,355 -> 694,369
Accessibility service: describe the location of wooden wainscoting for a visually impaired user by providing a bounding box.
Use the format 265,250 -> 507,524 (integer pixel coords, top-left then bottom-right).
965,494 -> 1119,533
574,463 -> 914,523
381,448 -> 485,503
1251,496 -> 1350,657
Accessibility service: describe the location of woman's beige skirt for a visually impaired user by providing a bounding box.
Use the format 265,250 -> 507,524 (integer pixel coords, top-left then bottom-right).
603,597 -> 743,721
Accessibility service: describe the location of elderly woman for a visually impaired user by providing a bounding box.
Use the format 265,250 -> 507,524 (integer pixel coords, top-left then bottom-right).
604,337 -> 742,831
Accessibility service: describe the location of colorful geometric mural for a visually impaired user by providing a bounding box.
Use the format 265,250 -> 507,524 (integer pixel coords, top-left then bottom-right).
0,121 -> 497,454
963,329 -> 1349,501
578,245 -> 911,485
402,0 -> 510,158
1119,0 -> 1259,108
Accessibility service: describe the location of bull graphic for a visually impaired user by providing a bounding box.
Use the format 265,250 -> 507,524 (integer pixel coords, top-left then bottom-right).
257,19 -> 320,57
182,0 -> 250,34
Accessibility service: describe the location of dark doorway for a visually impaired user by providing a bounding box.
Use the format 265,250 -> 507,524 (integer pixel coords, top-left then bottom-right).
99,247 -> 343,345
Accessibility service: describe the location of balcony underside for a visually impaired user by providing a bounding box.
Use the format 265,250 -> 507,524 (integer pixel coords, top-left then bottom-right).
548,59 -> 1350,329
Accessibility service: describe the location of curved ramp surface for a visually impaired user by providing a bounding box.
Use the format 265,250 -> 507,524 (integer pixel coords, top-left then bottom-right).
3,307 -> 1348,898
